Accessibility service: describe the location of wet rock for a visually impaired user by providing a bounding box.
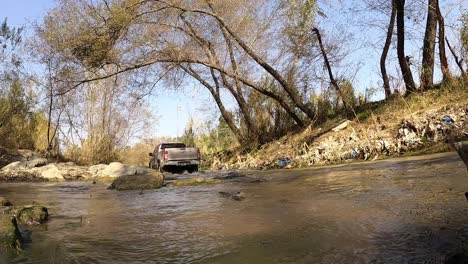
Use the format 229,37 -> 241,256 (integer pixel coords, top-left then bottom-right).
0,198 -> 12,207
9,205 -> 49,225
0,210 -> 22,252
219,191 -> 245,201
94,162 -> 150,178
108,171 -> 164,191
33,164 -> 65,182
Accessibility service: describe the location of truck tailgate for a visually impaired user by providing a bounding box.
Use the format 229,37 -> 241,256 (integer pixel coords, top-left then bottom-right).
167,148 -> 199,161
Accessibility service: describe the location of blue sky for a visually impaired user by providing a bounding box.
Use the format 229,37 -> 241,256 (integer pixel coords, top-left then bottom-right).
0,0 -> 204,138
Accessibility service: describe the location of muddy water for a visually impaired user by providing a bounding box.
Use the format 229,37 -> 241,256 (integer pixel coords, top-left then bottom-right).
1,152 -> 468,264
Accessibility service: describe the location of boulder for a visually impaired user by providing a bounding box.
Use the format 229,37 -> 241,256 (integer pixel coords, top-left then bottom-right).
0,211 -> 21,252
0,147 -> 23,169
9,205 -> 49,225
1,158 -> 48,172
88,164 -> 108,175
33,164 -> 65,182
108,171 -> 164,191
0,171 -> 46,182
98,162 -> 150,178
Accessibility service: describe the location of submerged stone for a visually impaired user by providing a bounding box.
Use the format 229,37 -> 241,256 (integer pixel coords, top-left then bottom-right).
108,171 -> 164,191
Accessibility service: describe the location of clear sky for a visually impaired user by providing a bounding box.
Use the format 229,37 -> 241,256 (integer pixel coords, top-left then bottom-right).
0,0 -> 207,138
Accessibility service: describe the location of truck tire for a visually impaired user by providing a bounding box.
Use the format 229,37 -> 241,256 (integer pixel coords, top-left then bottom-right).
157,161 -> 164,173
188,165 -> 198,173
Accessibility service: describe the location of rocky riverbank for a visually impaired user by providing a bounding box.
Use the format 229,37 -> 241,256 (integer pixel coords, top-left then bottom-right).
0,148 -> 165,190
209,92 -> 468,170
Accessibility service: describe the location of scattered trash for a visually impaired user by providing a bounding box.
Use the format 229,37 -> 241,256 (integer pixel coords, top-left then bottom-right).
278,157 -> 292,168
442,115 -> 454,125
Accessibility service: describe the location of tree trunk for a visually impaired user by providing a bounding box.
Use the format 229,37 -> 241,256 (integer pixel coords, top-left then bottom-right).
220,29 -> 258,141
446,37 -> 466,76
420,0 -> 438,90
395,0 -> 417,93
204,3 -> 316,121
181,66 -> 244,143
435,1 -> 451,80
380,1 -> 396,99
312,28 -> 350,113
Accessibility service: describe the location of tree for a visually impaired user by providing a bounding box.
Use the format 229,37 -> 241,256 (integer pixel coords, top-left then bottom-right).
181,118 -> 196,147
420,0 -> 438,90
380,0 -> 396,99
395,0 -> 417,92
435,0 -> 451,80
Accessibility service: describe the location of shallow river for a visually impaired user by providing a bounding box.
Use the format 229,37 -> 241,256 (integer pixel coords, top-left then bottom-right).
1,152 -> 468,264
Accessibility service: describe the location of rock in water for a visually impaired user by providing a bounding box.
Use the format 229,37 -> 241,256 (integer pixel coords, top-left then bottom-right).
0,211 -> 22,252
10,205 -> 49,225
454,141 -> 468,169
108,171 -> 164,191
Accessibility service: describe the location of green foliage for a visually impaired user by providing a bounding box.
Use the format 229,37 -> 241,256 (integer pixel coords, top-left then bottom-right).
0,80 -> 36,149
180,118 -> 196,147
64,133 -> 118,165
119,142 -> 154,166
339,80 -> 357,108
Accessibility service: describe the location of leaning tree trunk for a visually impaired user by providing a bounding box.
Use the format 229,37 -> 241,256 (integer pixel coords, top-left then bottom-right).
205,2 -> 316,121
182,66 -> 244,144
395,0 -> 417,93
313,28 -> 351,113
420,0 -> 438,91
380,1 -> 396,99
435,0 -> 451,80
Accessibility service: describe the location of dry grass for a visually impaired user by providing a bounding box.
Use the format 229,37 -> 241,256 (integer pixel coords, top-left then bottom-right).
212,77 -> 468,170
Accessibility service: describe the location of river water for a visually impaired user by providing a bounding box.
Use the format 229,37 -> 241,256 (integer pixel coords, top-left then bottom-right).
1,152 -> 468,264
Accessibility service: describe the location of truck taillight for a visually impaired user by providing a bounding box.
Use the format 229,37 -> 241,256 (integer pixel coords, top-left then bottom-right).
164,150 -> 168,161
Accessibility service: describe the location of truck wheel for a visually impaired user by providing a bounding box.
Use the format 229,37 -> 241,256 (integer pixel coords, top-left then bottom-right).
188,165 -> 198,173
158,161 -> 164,173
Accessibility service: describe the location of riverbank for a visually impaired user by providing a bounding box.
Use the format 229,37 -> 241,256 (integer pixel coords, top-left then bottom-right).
207,79 -> 468,170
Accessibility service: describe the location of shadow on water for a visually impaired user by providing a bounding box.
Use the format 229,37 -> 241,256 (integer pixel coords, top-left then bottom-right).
1,152 -> 468,263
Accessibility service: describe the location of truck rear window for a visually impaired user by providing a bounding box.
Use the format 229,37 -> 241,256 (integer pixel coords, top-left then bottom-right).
161,143 -> 186,149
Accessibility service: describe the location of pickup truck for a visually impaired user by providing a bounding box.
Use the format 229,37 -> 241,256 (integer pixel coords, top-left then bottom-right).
149,142 -> 200,173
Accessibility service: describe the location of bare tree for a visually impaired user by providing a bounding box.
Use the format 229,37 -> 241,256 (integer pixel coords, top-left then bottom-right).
395,0 -> 417,92
380,0 -> 396,99
420,0 -> 438,90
